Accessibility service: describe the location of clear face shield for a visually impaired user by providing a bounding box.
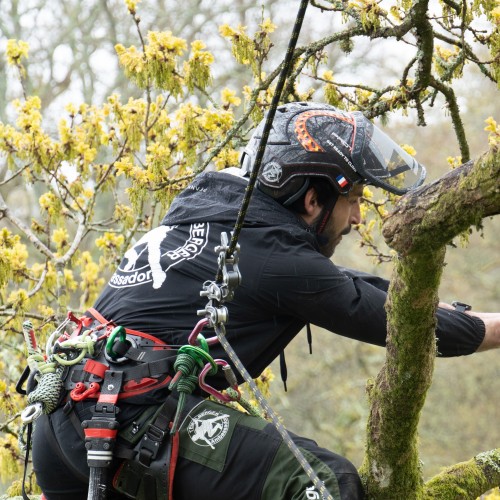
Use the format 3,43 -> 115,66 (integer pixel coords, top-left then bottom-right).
352,112 -> 427,195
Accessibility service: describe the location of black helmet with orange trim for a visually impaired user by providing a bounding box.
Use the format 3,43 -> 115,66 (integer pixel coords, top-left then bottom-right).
240,102 -> 426,206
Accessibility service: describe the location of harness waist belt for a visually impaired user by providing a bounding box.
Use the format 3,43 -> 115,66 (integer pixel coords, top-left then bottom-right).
63,308 -> 173,401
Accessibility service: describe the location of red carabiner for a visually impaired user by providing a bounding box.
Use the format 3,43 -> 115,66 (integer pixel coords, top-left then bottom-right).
198,360 -> 240,403
187,318 -> 219,347
70,382 -> 100,401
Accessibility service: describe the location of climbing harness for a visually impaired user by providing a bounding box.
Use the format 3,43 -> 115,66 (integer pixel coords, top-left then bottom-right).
17,307 -> 249,500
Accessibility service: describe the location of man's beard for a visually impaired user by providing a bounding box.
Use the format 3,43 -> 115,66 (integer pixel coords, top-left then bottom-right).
318,225 -> 352,258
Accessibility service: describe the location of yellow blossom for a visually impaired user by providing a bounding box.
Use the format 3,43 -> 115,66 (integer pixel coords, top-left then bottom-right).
221,88 -> 241,107
37,304 -> 55,318
363,186 -> 373,199
52,228 -> 69,249
492,6 -> 500,23
5,39 -> 29,66
259,18 -> 276,33
322,70 -> 334,82
125,0 -> 141,12
115,157 -> 135,176
39,191 -> 62,218
95,232 -> 125,250
401,144 -> 416,156
447,156 -> 462,168
214,149 -> 240,169
7,289 -> 29,312
219,24 -> 237,37
65,103 -> 78,116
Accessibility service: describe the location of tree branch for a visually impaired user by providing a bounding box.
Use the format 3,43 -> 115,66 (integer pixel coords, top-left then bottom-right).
0,192 -> 54,260
361,146 -> 500,497
424,449 -> 500,498
383,147 -> 500,254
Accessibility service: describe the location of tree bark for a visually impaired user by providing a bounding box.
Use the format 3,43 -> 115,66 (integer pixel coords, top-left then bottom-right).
359,146 -> 500,499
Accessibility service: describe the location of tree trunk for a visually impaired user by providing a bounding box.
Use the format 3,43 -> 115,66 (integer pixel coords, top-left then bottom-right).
359,146 -> 500,498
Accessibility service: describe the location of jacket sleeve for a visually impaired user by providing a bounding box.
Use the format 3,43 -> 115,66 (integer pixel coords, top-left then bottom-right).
259,249 -> 485,357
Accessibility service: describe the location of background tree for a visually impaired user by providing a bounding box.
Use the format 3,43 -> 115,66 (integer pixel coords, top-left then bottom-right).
0,0 -> 499,497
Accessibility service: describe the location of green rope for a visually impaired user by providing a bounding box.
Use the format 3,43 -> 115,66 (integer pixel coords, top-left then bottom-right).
27,365 -> 64,414
53,331 -> 96,365
22,320 -> 97,417
169,345 -> 217,434
224,387 -> 263,418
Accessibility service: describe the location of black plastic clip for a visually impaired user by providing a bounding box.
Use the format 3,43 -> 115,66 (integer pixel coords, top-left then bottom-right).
451,301 -> 472,313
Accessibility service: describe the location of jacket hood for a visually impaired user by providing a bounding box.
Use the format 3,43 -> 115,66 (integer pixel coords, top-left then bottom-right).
161,170 -> 306,229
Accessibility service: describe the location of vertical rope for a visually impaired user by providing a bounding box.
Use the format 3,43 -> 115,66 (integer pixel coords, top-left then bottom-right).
209,1 -> 336,497
216,325 -> 336,500
216,0 -> 310,282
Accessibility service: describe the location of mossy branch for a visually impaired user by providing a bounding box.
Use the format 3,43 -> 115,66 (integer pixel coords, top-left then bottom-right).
360,247 -> 445,499
424,449 -> 500,498
383,147 -> 500,255
361,146 -> 500,498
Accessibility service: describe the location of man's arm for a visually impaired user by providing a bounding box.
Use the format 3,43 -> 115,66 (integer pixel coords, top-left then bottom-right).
439,303 -> 500,352
475,313 -> 500,351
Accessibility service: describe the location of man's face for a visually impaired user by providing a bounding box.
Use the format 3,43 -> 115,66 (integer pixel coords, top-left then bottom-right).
318,185 -> 363,258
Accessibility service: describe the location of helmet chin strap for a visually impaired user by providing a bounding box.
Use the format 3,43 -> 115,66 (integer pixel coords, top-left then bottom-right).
315,191 -> 339,239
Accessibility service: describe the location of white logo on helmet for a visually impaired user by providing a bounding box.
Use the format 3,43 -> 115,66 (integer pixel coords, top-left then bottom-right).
261,162 -> 282,184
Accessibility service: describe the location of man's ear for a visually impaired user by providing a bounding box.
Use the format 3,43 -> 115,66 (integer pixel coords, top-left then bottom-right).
303,187 -> 322,219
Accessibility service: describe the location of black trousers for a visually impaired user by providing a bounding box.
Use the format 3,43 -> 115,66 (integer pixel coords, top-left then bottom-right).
32,398 -> 365,500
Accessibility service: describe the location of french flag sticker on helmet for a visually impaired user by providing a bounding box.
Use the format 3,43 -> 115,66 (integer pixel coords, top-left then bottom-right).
336,175 -> 348,188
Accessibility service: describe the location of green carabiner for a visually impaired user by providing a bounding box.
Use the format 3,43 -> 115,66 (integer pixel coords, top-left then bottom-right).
178,345 -> 217,374
106,326 -> 127,359
196,334 -> 209,354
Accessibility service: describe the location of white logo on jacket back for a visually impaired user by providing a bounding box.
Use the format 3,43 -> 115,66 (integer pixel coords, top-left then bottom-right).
108,223 -> 209,289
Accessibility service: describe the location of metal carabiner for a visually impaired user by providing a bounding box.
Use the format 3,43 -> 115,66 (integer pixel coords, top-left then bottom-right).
187,318 -> 219,347
198,359 -> 240,403
21,402 -> 43,424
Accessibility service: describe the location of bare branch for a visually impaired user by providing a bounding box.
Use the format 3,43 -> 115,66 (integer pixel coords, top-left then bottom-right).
0,192 -> 54,260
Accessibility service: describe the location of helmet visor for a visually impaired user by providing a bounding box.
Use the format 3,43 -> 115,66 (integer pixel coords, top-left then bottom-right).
352,114 -> 426,195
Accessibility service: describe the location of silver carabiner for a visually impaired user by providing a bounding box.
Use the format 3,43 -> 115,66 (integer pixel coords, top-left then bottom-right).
21,402 -> 43,424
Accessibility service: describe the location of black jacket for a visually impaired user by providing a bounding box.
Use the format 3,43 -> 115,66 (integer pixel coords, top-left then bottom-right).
93,170 -> 485,389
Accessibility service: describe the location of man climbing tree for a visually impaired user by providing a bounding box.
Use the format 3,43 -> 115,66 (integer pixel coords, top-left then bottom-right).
0,0 -> 499,498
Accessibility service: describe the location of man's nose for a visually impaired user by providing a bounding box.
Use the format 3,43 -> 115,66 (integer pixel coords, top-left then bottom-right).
350,203 -> 361,225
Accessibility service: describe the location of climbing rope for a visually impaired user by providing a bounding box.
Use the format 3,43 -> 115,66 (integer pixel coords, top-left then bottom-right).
200,1 -> 336,497
215,324 -> 334,500
20,318 -> 99,426
217,0 -> 310,282
169,338 -> 218,433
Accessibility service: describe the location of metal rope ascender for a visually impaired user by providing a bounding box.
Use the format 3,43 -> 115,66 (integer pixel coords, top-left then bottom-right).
196,1 -> 334,498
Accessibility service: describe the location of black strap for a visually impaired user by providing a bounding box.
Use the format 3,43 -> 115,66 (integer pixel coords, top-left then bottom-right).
279,351 -> 288,392
138,395 -> 178,466
16,365 -> 30,396
69,358 -> 171,386
21,423 -> 32,500
306,323 -> 313,355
